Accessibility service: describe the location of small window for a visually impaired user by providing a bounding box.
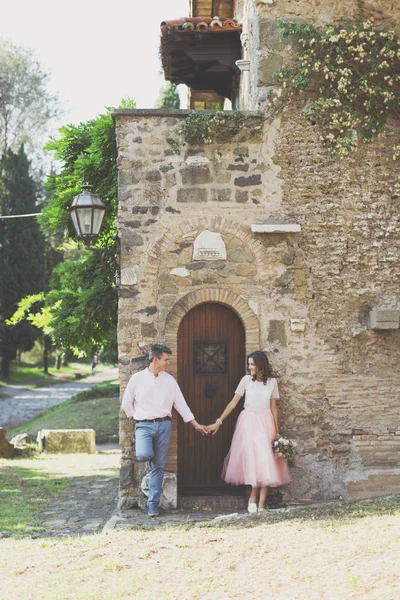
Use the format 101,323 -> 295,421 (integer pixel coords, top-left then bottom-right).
194,341 -> 228,374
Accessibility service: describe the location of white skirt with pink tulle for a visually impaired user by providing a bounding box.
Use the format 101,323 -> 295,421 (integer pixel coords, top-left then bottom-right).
222,407 -> 290,488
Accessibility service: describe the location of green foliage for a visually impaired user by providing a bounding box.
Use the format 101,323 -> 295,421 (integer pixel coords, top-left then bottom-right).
167,111 -> 261,152
166,136 -> 186,155
155,82 -> 180,109
118,97 -> 137,109
0,38 -> 60,157
40,112 -> 117,248
45,254 -> 118,357
274,18 -> 400,160
0,147 -> 46,379
37,109 -> 120,360
6,293 -> 55,336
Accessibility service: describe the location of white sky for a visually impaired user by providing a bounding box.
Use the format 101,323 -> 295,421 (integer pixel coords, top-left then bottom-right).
1,0 -> 190,128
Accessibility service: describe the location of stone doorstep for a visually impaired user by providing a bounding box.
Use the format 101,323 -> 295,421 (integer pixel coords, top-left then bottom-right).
104,492 -> 400,533
101,500 -> 340,532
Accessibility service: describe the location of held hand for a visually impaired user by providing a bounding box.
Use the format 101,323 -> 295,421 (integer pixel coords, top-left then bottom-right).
207,423 -> 221,436
192,421 -> 209,435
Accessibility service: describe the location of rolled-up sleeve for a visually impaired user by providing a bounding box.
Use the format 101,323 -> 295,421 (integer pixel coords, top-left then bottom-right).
121,376 -> 135,418
172,381 -> 195,423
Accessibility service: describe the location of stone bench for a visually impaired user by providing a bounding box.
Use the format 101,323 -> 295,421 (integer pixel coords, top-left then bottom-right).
37,429 -> 96,454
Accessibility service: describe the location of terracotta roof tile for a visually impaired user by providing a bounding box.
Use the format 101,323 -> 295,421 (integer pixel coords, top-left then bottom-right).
160,16 -> 242,36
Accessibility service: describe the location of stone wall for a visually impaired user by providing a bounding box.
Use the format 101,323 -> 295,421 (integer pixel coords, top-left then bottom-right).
237,1 -> 400,110
114,102 -> 399,507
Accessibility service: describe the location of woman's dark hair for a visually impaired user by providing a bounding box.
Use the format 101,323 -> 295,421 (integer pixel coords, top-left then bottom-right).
247,351 -> 272,384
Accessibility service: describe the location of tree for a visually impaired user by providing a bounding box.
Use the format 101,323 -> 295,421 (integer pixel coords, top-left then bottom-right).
0,146 -> 46,379
155,82 -> 180,109
0,39 -> 61,158
37,110 -> 119,361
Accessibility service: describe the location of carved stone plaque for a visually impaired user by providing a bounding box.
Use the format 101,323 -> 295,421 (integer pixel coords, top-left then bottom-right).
193,230 -> 227,261
194,341 -> 227,374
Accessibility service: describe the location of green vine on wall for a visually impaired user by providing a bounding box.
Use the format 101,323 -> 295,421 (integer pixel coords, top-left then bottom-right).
273,18 -> 400,163
167,110 -> 261,153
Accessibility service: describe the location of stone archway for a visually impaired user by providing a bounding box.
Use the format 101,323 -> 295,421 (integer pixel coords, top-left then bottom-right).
163,288 -> 260,379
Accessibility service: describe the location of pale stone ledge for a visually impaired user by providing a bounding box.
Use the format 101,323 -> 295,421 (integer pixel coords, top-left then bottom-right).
37,429 -> 96,454
290,318 -> 306,333
170,267 -> 190,277
369,308 -> 400,330
251,223 -> 301,233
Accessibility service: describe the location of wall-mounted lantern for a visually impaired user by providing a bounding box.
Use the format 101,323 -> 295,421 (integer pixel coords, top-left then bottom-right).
69,184 -> 120,286
69,184 -> 106,247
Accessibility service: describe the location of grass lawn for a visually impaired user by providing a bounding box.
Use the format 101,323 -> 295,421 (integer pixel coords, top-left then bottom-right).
0,362 -> 109,388
0,460 -> 71,537
0,453 -> 118,538
6,382 -> 120,441
0,492 -> 399,599
0,451 -> 399,599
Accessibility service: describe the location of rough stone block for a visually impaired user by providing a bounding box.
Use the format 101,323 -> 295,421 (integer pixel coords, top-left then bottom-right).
123,231 -> 144,247
234,174 -> 261,186
141,323 -> 157,337
258,54 -> 284,85
215,171 -> 232,184
268,320 -> 287,347
145,169 -> 162,182
10,433 -> 32,446
259,18 -> 287,51
228,163 -> 249,171
141,471 -> 177,509
213,188 -> 232,201
120,266 -> 138,286
177,188 -> 207,203
118,170 -> 140,185
181,165 -> 211,185
37,429 -> 96,454
235,190 -> 248,203
0,428 -> 14,458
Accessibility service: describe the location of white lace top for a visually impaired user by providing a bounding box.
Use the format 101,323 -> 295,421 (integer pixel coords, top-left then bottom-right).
235,375 -> 279,409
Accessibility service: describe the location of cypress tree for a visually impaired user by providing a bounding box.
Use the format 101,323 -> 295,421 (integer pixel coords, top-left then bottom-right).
0,146 -> 46,379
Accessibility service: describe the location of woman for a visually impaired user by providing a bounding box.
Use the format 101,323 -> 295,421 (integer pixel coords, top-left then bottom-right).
208,350 -> 290,513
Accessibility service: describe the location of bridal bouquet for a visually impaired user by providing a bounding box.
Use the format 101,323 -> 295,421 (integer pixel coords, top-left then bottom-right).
272,436 -> 297,460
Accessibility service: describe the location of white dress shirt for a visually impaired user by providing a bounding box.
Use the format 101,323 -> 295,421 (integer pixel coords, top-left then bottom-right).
121,368 -> 195,423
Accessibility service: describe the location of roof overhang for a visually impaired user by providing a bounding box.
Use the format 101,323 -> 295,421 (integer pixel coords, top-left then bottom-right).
160,17 -> 242,99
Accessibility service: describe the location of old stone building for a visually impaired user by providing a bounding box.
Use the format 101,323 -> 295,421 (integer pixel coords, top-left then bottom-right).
114,0 -> 400,510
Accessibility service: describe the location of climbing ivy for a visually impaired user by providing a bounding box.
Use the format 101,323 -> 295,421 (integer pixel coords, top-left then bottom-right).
274,18 -> 400,161
167,110 -> 261,153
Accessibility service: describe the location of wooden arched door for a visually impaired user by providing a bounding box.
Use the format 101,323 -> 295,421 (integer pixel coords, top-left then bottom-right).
177,302 -> 245,495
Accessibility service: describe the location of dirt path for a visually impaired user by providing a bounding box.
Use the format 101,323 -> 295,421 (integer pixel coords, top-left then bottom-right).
0,367 -> 118,431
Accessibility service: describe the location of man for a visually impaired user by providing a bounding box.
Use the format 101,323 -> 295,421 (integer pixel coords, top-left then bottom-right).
121,343 -> 208,517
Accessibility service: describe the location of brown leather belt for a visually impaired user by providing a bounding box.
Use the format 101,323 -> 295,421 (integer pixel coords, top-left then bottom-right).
135,416 -> 171,423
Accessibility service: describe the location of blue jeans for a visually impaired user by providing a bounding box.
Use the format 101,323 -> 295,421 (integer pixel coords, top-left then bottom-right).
135,420 -> 172,514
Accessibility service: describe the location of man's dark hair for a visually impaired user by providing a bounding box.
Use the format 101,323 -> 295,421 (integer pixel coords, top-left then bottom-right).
149,344 -> 172,363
